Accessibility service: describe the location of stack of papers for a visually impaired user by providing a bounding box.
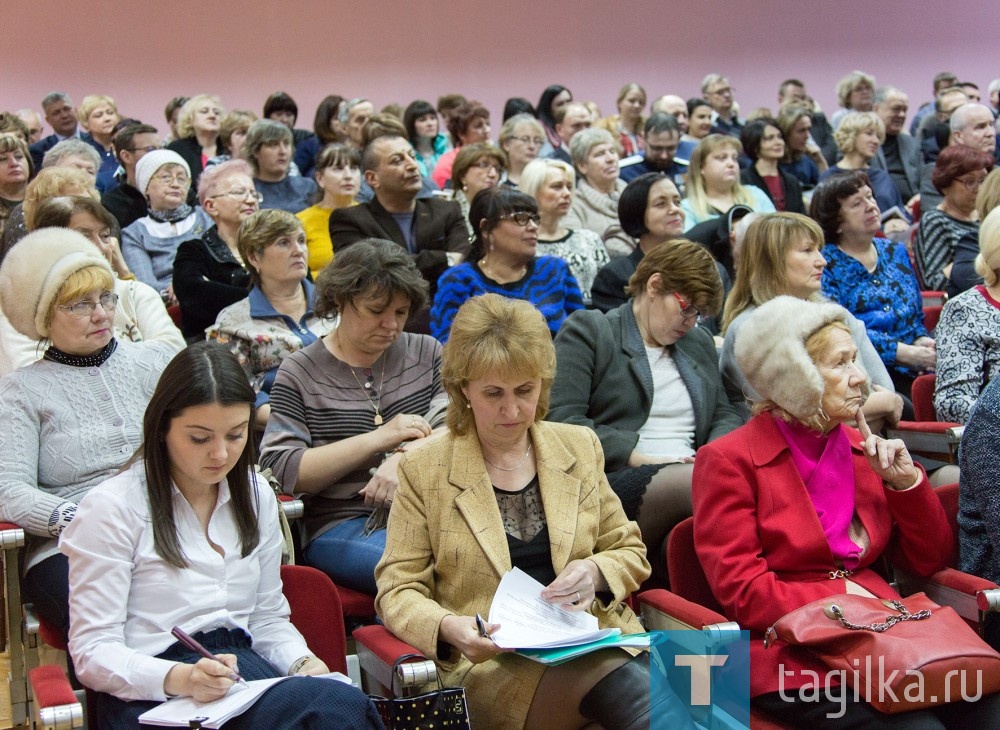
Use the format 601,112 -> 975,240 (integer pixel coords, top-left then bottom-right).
487,568 -> 650,663
138,672 -> 353,728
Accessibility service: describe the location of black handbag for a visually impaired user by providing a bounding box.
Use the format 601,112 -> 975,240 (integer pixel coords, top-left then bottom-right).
370,654 -> 471,730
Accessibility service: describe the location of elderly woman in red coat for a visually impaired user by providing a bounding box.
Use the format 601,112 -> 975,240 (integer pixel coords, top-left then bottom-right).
692,295 -> 1000,728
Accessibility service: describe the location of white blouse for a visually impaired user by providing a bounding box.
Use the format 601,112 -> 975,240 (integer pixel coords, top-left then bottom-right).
635,345 -> 696,459
60,462 -> 309,701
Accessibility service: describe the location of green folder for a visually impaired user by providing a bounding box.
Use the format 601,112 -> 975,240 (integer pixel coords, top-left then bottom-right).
516,632 -> 653,665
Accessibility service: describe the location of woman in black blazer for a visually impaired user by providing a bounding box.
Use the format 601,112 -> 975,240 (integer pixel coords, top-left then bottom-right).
740,118 -> 806,214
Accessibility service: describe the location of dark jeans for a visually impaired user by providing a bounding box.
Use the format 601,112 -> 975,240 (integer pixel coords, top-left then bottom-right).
24,553 -> 70,647
96,628 -> 383,729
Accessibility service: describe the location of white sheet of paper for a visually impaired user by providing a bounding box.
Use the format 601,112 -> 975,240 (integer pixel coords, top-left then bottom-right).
487,567 -> 618,649
138,672 -> 353,728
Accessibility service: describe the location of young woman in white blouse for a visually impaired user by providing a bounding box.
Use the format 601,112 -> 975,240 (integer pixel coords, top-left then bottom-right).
61,342 -> 382,728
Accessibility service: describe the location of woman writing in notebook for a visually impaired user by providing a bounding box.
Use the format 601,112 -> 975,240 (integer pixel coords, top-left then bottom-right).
61,342 -> 382,728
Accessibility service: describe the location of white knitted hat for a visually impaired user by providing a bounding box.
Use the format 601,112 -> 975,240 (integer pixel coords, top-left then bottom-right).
734,296 -> 867,422
0,228 -> 113,339
135,149 -> 190,195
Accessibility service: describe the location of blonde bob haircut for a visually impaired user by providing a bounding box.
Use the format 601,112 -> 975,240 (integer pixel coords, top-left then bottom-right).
518,158 -> 575,201
685,134 -> 757,221
625,238 -> 723,316
723,213 -> 825,331
0,133 -> 34,178
441,293 -> 556,436
177,94 -> 224,139
833,112 -> 885,156
835,71 -> 876,109
77,95 -> 118,126
47,265 -> 116,330
976,168 -> 1000,221
23,167 -> 99,230
976,206 -> 1000,287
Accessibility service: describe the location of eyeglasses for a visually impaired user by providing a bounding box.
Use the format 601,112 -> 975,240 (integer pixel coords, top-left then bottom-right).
957,175 -> 988,190
56,292 -> 119,318
152,172 -> 190,187
500,211 -> 541,226
709,87 -> 734,97
127,145 -> 160,154
672,292 -> 702,323
212,188 -> 264,203
511,135 -> 545,147
473,160 -> 503,173
647,144 -> 678,156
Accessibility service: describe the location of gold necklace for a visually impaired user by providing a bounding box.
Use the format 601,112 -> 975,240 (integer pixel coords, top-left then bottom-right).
336,329 -> 387,425
482,444 -> 532,472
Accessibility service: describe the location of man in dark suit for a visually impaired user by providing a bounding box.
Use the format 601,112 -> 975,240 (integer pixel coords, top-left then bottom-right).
330,134 -> 469,329
28,92 -> 81,171
870,86 -> 922,204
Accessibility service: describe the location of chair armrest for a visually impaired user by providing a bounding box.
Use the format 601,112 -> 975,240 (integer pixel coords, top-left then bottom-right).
637,589 -> 730,631
352,624 -> 438,696
28,665 -> 83,729
277,495 -> 304,521
886,422 -> 964,462
0,521 -> 25,548
897,567 -> 1000,623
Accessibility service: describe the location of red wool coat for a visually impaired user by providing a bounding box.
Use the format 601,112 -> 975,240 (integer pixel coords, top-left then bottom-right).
692,413 -> 951,698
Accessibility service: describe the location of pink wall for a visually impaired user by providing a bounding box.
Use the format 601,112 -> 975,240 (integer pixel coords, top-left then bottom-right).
5,0 -> 999,138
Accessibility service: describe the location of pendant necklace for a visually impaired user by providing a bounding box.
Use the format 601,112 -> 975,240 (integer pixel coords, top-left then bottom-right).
338,329 -> 388,425
483,444 -> 532,472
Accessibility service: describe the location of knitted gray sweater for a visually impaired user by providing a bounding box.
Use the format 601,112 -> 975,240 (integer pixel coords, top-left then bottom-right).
0,340 -> 174,570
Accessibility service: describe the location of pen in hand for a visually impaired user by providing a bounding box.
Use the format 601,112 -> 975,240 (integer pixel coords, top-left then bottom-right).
170,626 -> 248,686
475,613 -> 493,642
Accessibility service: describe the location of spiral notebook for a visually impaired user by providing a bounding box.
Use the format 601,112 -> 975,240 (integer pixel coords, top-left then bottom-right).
138,672 -> 353,728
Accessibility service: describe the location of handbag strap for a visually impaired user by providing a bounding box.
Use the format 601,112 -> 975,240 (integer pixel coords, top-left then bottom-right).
390,652 -> 442,694
824,599 -> 932,632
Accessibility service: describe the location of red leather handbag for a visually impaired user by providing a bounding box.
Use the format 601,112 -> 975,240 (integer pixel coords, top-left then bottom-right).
764,592 -> 1000,713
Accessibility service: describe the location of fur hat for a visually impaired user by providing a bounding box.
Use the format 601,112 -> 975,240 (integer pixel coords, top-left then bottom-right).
135,149 -> 190,195
0,228 -> 113,340
734,296 -> 866,422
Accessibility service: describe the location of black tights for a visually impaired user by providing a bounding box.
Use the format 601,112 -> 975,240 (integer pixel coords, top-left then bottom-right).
634,462 -> 694,587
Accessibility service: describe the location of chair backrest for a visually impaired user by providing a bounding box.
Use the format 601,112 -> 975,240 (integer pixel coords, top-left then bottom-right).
923,304 -> 942,333
666,517 -> 725,616
280,564 -> 348,674
911,373 -> 937,422
934,482 -> 960,567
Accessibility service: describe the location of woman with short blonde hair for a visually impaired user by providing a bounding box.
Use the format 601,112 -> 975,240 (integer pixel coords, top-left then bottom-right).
818,111 -> 904,216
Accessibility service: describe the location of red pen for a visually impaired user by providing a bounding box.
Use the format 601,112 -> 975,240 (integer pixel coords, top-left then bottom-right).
170,626 -> 248,686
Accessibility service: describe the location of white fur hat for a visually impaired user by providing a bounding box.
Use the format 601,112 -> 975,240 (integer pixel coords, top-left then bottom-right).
135,149 -> 190,195
734,296 -> 863,422
0,228 -> 113,339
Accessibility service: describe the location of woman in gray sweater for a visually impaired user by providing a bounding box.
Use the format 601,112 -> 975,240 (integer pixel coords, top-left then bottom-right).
0,228 -> 173,644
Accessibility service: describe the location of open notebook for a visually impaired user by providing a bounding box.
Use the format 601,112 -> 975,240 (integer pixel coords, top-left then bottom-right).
138,672 -> 353,728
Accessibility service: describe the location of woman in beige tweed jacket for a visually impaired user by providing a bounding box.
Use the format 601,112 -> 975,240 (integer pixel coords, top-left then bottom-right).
375,294 -> 693,730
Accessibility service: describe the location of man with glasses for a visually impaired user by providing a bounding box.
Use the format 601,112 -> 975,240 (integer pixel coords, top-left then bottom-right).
330,134 -> 469,331
619,114 -> 685,190
701,74 -> 742,137
917,86 -> 969,164
102,123 -> 161,229
870,87 -> 922,203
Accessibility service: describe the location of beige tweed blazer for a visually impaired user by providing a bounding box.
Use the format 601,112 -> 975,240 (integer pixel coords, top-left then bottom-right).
375,420 -> 649,730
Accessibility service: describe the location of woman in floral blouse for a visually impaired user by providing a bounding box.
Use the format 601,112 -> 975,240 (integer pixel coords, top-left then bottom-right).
208,209 -> 334,423
811,171 -> 933,403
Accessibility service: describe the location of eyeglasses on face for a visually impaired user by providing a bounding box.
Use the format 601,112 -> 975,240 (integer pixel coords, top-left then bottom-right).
152,172 -> 190,187
212,188 -> 264,203
499,211 -> 541,227
672,292 -> 702,323
957,175 -> 988,190
473,160 -> 503,173
57,292 -> 119,318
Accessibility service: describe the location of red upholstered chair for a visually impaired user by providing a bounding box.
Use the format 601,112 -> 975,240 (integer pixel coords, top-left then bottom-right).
26,556 -> 432,728
638,514 -> 1000,727
923,304 -> 943,332
886,373 -> 964,463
